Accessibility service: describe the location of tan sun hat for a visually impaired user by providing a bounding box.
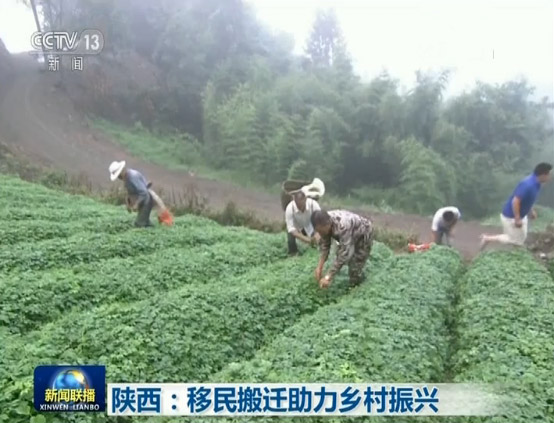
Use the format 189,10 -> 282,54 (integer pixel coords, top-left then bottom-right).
109,160 -> 126,181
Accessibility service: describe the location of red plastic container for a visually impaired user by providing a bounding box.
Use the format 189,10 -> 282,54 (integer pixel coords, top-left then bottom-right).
408,243 -> 432,253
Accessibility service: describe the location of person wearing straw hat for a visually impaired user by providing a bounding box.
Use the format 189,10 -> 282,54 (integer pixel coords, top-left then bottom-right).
109,160 -> 154,227
285,191 -> 321,256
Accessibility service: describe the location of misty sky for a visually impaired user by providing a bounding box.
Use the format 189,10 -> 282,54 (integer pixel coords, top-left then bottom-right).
1,0 -> 552,98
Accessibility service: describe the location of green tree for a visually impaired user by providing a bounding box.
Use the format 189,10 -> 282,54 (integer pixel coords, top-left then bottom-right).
397,137 -> 449,214
305,9 -> 351,70
20,0 -> 554,219
445,79 -> 552,173
456,153 -> 508,218
405,70 -> 450,144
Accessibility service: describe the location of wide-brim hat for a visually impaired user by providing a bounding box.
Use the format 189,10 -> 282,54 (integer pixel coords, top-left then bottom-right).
109,160 -> 126,181
301,178 -> 325,198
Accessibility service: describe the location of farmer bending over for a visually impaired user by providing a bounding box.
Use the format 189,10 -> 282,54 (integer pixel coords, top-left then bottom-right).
431,206 -> 461,246
109,160 -> 154,227
480,162 -> 552,249
285,191 -> 321,256
312,210 -> 373,289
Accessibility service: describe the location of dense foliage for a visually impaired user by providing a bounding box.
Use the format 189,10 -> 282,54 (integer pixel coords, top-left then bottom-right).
26,0 -> 554,218
215,248 -> 462,384
451,250 -> 554,423
189,248 -> 463,423
0,240 -> 285,334
0,176 -> 395,423
201,61 -> 554,219
1,177 -> 553,423
0,220 -> 283,273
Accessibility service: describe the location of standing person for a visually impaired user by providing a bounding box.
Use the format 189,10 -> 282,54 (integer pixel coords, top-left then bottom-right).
480,162 -> 552,249
285,191 -> 321,256
311,209 -> 374,288
431,206 -> 461,246
109,160 -> 154,228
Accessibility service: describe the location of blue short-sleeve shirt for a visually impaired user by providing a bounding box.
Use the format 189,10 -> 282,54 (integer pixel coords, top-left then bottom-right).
502,174 -> 541,218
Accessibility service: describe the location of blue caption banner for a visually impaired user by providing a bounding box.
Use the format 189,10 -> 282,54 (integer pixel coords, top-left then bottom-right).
107,383 -> 502,417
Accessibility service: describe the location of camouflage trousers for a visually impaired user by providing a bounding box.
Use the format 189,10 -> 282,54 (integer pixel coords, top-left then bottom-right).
345,232 -> 373,285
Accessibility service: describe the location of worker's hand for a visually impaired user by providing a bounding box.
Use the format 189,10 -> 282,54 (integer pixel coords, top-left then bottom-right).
314,232 -> 321,243
530,209 -> 538,220
309,236 -> 318,247
514,217 -> 523,228
319,275 -> 331,289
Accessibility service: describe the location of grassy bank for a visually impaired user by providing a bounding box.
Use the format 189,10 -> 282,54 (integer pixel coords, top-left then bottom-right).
0,142 -> 417,249
91,119 -> 402,215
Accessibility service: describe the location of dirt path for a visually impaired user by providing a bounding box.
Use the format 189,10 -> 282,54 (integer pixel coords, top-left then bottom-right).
0,54 -> 501,259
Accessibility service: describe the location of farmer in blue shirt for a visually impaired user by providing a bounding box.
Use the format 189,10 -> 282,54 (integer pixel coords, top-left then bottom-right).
480,162 -> 552,249
109,160 -> 154,227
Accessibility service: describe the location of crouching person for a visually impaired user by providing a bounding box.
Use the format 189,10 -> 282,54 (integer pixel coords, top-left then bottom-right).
311,209 -> 374,289
285,191 -> 321,256
431,206 -> 461,247
109,160 -> 154,227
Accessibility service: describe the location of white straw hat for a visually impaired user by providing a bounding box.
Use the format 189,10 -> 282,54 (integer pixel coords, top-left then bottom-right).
109,160 -> 126,181
301,178 -> 325,198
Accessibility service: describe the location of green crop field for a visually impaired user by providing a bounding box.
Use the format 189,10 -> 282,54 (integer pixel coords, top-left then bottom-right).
0,175 -> 552,423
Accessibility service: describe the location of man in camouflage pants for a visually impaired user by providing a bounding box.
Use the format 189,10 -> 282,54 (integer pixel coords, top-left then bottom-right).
311,209 -> 374,288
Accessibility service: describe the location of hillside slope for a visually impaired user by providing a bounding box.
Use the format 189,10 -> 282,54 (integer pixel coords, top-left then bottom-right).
0,52 -> 502,259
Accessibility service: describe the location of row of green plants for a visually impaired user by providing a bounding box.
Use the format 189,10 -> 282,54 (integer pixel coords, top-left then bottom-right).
0,239 -> 287,335
180,247 -> 462,423
2,205 -> 123,222
3,246 -> 553,423
0,175 -> 109,206
1,178 -> 553,423
451,250 -> 554,423
216,247 -> 462,381
0,216 -> 134,245
124,249 -> 554,423
0,244 -> 394,423
141,249 -> 554,423
0,214 -> 283,273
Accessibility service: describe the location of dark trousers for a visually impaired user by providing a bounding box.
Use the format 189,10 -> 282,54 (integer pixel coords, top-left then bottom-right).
436,228 -> 451,246
288,229 -> 307,255
135,193 -> 154,227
